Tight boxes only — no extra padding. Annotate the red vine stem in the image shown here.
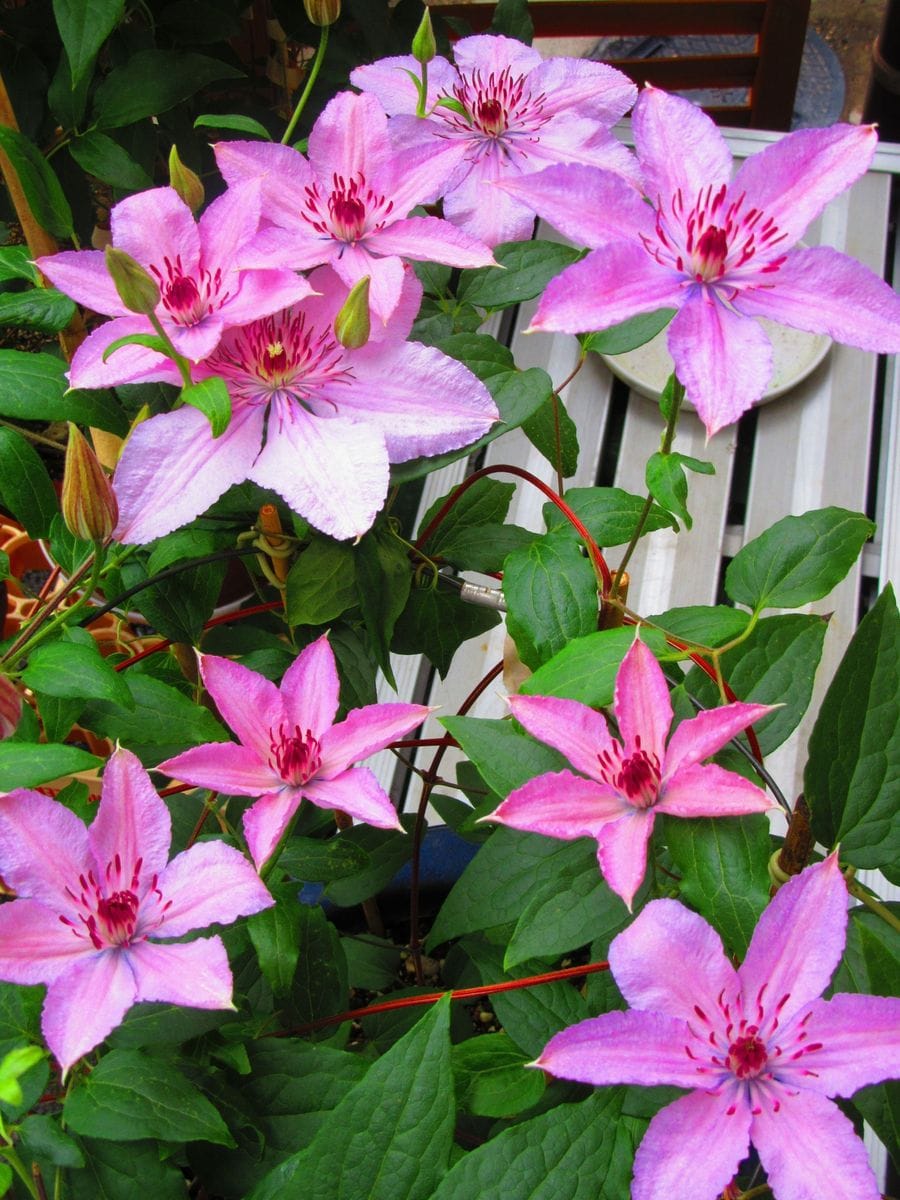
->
[282,959,611,1037]
[113,600,284,671]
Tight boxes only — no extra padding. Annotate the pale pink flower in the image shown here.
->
[535,855,900,1200]
[497,87,900,436]
[158,635,430,870]
[38,184,312,371]
[214,90,495,324]
[103,266,497,543]
[0,748,273,1072]
[484,638,773,908]
[351,34,638,246]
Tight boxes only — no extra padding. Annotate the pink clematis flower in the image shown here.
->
[484,638,774,908]
[0,748,273,1073]
[496,86,900,436]
[38,183,312,369]
[535,855,900,1200]
[351,33,638,246]
[214,90,495,324]
[102,265,497,543]
[158,635,431,871]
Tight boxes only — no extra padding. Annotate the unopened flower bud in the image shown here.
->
[61,424,119,543]
[104,246,160,316]
[0,675,22,741]
[304,0,340,26]
[168,145,205,214]
[412,7,436,65]
[334,276,371,349]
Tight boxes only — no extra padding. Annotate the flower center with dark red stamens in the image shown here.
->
[270,724,321,786]
[693,225,729,281]
[441,66,549,152]
[727,1033,768,1079]
[59,853,171,951]
[475,97,505,136]
[148,254,231,326]
[96,890,139,945]
[597,736,661,808]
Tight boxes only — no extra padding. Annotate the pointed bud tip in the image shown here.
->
[412,7,436,64]
[61,423,119,543]
[303,0,340,25]
[104,246,160,316]
[334,276,371,349]
[168,145,205,214]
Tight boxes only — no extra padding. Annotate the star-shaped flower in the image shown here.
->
[535,855,900,1200]
[0,748,273,1072]
[158,635,431,870]
[484,638,774,908]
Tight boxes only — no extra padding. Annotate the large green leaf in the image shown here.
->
[457,240,582,309]
[503,532,599,669]
[67,1137,187,1200]
[285,538,357,626]
[354,528,411,688]
[0,424,59,538]
[23,638,133,708]
[418,477,514,554]
[521,391,580,478]
[53,0,124,87]
[0,743,99,790]
[248,883,303,997]
[249,998,454,1200]
[117,554,226,643]
[0,127,73,239]
[392,585,501,678]
[182,376,231,437]
[287,903,348,1032]
[725,508,874,612]
[278,836,369,883]
[64,1049,234,1144]
[452,1032,545,1117]
[440,716,568,802]
[68,130,153,191]
[806,585,899,869]
[0,288,76,333]
[93,51,243,128]
[543,486,675,545]
[645,451,714,531]
[0,351,127,432]
[581,308,675,356]
[519,626,670,708]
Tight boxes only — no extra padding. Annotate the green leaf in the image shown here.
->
[36,692,84,744]
[355,528,411,688]
[0,742,99,789]
[852,1082,900,1177]
[453,1032,545,1117]
[806,584,899,869]
[645,451,714,531]
[440,716,568,802]
[117,554,226,643]
[0,424,59,538]
[68,130,153,190]
[392,585,501,678]
[520,626,670,708]
[412,259,452,296]
[543,486,675,545]
[0,246,38,284]
[285,538,357,626]
[0,351,126,432]
[647,604,751,648]
[664,814,772,957]
[0,982,43,1043]
[0,288,76,333]
[419,477,514,551]
[323,818,415,908]
[433,1088,632,1200]
[67,1137,189,1200]
[249,998,454,1200]
[0,1044,45,1107]
[288,904,348,1032]
[48,46,92,129]
[521,391,580,478]
[248,884,303,997]
[103,333,171,362]
[181,375,231,437]
[278,835,370,882]
[23,639,134,707]
[342,936,401,990]
[457,240,582,309]
[194,113,273,139]
[503,533,599,669]
[64,1049,234,1144]
[725,507,874,612]
[18,1114,84,1168]
[0,127,73,239]
[53,0,124,87]
[93,51,243,129]
[580,308,676,356]
[490,0,533,42]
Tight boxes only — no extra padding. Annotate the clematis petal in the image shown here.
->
[752,1087,881,1200]
[113,403,264,544]
[0,789,88,908]
[667,292,774,437]
[486,771,627,840]
[217,268,314,327]
[506,693,614,779]
[739,854,848,1030]
[367,215,494,269]
[0,899,88,984]
[609,897,739,1021]
[778,993,900,1096]
[197,179,262,275]
[307,91,392,194]
[130,937,235,1009]
[36,250,129,317]
[110,186,200,275]
[596,810,655,910]
[633,86,733,208]
[67,316,182,391]
[157,741,278,797]
[243,789,301,872]
[319,702,431,776]
[523,118,643,184]
[330,246,406,327]
[156,841,273,936]
[349,54,457,115]
[88,748,172,892]
[302,767,404,830]
[656,762,772,818]
[42,951,136,1072]
[631,1088,750,1200]
[614,639,672,763]
[303,262,423,344]
[527,57,636,121]
[443,154,538,246]
[199,654,285,760]
[734,245,900,353]
[453,33,543,76]
[664,702,774,775]
[214,140,313,228]
[279,634,341,740]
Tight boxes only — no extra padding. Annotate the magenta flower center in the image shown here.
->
[302,173,395,244]
[149,255,231,326]
[271,724,322,786]
[441,67,549,154]
[727,1033,768,1079]
[60,853,170,950]
[598,736,661,808]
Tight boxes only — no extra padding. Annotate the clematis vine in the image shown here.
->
[214,90,495,324]
[484,638,774,908]
[350,33,638,246]
[158,634,431,871]
[37,183,312,370]
[0,748,273,1072]
[97,265,497,543]
[496,86,900,435]
[534,855,900,1200]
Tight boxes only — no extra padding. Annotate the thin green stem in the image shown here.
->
[0,544,104,667]
[0,1145,40,1200]
[847,877,900,934]
[5,544,105,664]
[281,25,329,146]
[147,312,192,388]
[0,421,66,453]
[415,61,428,117]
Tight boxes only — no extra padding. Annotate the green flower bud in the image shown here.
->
[61,424,119,543]
[412,7,436,65]
[334,276,371,349]
[168,145,205,214]
[104,246,160,316]
[304,0,340,26]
